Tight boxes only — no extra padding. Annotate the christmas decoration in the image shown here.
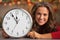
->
[27,0,32,6]
[39,0,42,2]
[9,2,12,6]
[17,1,20,5]
[4,3,7,6]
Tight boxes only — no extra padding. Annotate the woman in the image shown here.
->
[2,2,60,39]
[27,2,60,39]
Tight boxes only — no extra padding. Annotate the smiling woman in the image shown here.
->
[31,2,56,34]
[27,2,60,39]
[35,7,49,26]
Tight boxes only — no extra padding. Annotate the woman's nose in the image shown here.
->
[40,15,44,20]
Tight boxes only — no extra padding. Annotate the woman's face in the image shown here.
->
[35,7,49,26]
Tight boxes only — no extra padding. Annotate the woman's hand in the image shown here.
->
[27,31,35,39]
[27,31,41,39]
[27,31,52,39]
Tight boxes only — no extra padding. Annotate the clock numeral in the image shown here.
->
[26,14,29,19]
[10,30,13,34]
[6,27,9,30]
[4,22,7,25]
[26,15,28,20]
[22,30,24,34]
[28,21,30,24]
[10,12,14,17]
[6,17,10,20]
[11,30,13,33]
[22,12,23,16]
[26,26,28,29]
[17,32,19,35]
[15,10,19,15]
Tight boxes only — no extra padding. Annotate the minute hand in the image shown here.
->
[13,17,18,24]
[11,23,17,33]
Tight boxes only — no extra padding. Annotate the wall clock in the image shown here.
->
[2,8,33,38]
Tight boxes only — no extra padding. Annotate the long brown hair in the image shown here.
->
[31,2,56,34]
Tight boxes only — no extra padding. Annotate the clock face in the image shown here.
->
[2,8,33,37]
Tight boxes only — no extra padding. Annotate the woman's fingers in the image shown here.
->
[27,31,35,38]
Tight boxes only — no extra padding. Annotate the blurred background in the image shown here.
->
[0,0,60,28]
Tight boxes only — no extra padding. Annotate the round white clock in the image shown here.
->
[2,8,33,38]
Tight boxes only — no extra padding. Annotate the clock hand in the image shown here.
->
[11,13,15,20]
[11,16,19,32]
[11,16,19,33]
[11,13,17,24]
[11,17,20,33]
[17,19,20,24]
[16,16,18,24]
[11,24,17,33]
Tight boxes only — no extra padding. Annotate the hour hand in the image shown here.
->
[10,13,14,17]
[10,13,14,18]
[10,13,17,23]
[11,14,14,17]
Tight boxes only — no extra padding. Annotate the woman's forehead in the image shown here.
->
[36,7,49,13]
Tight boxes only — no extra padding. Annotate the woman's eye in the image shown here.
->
[44,14,47,16]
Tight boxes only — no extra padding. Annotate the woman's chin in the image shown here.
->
[38,23,45,26]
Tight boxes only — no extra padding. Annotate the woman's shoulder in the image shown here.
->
[56,25,60,31]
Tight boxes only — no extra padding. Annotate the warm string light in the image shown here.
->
[3,1,21,6]
[9,2,12,6]
[39,0,42,2]
[27,0,32,6]
[2,0,33,6]
[3,0,36,6]
[27,0,30,2]
[4,3,7,6]
[17,1,20,5]
[0,0,2,3]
